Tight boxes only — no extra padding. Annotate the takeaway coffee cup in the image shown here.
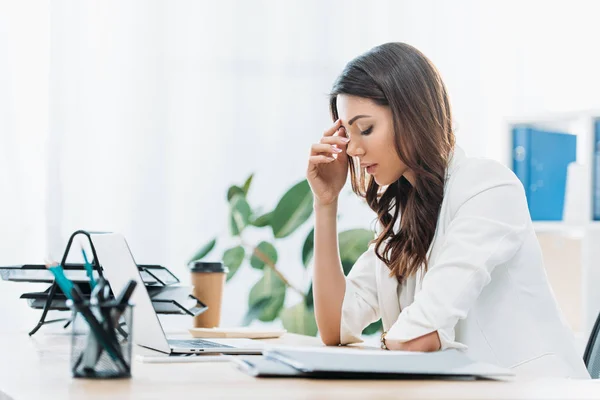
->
[189,261,229,328]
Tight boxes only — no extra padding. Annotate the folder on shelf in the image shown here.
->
[512,125,577,221]
[593,119,600,220]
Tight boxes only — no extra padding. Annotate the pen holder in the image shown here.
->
[69,302,133,379]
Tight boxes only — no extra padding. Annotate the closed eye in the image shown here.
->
[360,126,373,136]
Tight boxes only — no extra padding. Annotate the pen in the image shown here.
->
[109,280,137,333]
[89,279,135,367]
[113,280,137,311]
[83,278,107,367]
[80,245,97,289]
[44,261,74,300]
[89,278,116,369]
[70,285,129,373]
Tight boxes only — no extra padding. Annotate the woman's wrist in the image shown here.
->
[314,198,338,211]
[382,331,442,352]
[380,331,389,350]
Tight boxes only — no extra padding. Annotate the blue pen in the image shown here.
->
[80,245,97,289]
[45,262,75,300]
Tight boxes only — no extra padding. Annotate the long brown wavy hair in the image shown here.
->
[329,42,455,283]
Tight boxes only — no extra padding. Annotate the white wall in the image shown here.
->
[393,0,600,164]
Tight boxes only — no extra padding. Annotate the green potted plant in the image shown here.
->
[189,174,382,336]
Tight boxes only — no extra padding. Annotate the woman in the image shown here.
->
[307,42,589,378]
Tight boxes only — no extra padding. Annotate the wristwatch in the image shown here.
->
[380,330,389,350]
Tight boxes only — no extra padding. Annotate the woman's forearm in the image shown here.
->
[312,200,346,345]
[385,331,441,352]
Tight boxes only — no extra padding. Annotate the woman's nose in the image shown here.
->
[346,141,364,158]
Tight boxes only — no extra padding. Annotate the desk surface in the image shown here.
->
[1,331,599,400]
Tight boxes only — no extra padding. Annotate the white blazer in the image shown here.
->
[340,146,590,379]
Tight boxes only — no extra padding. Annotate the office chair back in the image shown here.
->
[584,310,600,378]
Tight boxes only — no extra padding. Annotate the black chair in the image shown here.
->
[584,311,600,378]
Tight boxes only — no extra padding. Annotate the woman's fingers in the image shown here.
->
[311,143,344,156]
[319,135,350,146]
[322,119,342,137]
[308,121,349,166]
[309,155,336,164]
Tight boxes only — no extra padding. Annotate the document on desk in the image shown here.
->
[236,346,514,380]
[135,353,233,364]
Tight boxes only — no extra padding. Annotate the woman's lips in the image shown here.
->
[365,164,377,174]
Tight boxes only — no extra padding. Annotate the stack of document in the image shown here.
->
[235,346,514,380]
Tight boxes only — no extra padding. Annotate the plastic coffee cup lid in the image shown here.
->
[188,261,229,273]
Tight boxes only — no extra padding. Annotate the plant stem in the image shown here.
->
[241,240,306,299]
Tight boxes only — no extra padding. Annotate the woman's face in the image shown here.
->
[336,94,415,186]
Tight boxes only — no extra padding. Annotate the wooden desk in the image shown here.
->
[0,331,599,399]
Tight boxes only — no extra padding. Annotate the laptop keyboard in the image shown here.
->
[168,339,233,349]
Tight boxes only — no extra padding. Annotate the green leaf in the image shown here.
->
[341,260,354,276]
[227,185,245,201]
[242,174,254,195]
[304,283,314,308]
[362,319,383,335]
[250,211,273,228]
[280,303,318,336]
[242,297,271,326]
[222,246,245,281]
[250,241,278,270]
[247,268,286,322]
[271,180,314,239]
[188,237,216,264]
[301,228,314,268]
[229,194,252,236]
[339,228,374,264]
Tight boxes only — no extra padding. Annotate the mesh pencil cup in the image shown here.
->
[68,301,133,379]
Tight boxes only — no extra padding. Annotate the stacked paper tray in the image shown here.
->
[0,263,179,285]
[2,264,206,317]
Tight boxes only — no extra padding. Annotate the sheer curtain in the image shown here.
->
[0,0,50,331]
[43,0,396,326]
[0,1,49,264]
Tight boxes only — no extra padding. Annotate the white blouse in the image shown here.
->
[340,146,590,378]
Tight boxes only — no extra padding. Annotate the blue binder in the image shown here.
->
[593,120,600,220]
[512,126,577,221]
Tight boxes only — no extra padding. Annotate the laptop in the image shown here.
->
[91,232,263,355]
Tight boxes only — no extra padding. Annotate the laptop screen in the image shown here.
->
[90,232,171,354]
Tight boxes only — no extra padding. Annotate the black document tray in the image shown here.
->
[20,285,205,316]
[1,263,178,286]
